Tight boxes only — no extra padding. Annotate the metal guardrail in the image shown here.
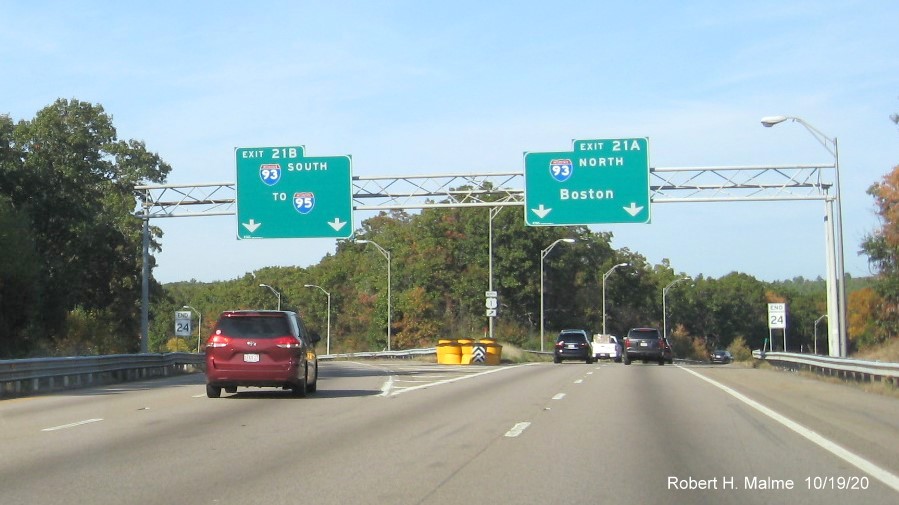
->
[753,350,899,386]
[0,353,204,398]
[319,348,437,360]
[0,349,438,398]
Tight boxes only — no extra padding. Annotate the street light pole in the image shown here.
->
[762,115,846,357]
[814,314,828,355]
[602,263,629,336]
[356,239,392,351]
[182,305,202,352]
[259,283,281,310]
[539,238,576,352]
[662,277,690,340]
[488,207,503,341]
[304,284,331,355]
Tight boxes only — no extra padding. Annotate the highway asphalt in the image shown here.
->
[1,360,897,504]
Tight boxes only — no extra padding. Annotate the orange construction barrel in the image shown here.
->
[437,340,462,365]
[458,338,474,364]
[480,338,503,365]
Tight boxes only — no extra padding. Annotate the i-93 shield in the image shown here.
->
[259,164,281,186]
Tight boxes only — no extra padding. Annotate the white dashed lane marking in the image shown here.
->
[42,418,104,432]
[505,422,531,438]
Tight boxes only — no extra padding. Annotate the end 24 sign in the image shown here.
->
[524,138,651,226]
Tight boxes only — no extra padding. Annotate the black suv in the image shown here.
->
[623,327,669,365]
[554,329,594,364]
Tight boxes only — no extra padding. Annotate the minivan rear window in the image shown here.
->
[216,315,292,338]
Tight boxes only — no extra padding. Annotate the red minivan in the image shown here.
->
[205,310,319,398]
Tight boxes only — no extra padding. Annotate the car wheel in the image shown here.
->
[305,364,318,393]
[623,357,631,365]
[658,359,665,365]
[553,356,561,364]
[206,384,222,398]
[292,377,308,398]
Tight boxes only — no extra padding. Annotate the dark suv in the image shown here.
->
[205,310,320,398]
[554,329,594,364]
[623,327,669,365]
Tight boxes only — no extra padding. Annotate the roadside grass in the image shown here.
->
[499,342,553,363]
[852,337,899,363]
[751,357,899,399]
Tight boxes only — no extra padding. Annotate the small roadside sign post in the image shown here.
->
[524,138,651,226]
[236,146,353,239]
[485,291,498,318]
[767,303,787,351]
[175,311,192,337]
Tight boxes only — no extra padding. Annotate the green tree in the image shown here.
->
[1,99,170,355]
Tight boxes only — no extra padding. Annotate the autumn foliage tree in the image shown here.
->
[860,162,899,344]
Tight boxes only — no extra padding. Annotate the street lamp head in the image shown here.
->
[562,238,575,243]
[355,239,370,244]
[761,115,789,127]
[617,262,629,268]
[303,284,313,288]
[258,283,266,288]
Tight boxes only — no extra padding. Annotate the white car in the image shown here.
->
[592,334,622,363]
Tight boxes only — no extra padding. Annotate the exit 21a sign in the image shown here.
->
[524,138,651,226]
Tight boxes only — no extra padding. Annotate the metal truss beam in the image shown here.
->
[135,163,834,218]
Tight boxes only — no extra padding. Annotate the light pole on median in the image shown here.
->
[488,207,504,341]
[761,115,846,357]
[662,278,690,341]
[539,238,576,352]
[602,263,629,336]
[814,314,828,355]
[304,284,331,355]
[182,305,202,352]
[356,239,392,351]
[259,283,281,311]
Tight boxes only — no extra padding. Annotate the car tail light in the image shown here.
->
[274,337,302,349]
[623,337,630,348]
[207,335,230,348]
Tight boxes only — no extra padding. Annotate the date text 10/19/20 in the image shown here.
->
[667,475,870,491]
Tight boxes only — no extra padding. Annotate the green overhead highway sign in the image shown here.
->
[524,138,651,226]
[236,146,353,239]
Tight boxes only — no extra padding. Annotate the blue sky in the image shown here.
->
[2,1,898,283]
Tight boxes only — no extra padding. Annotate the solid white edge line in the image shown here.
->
[505,421,531,438]
[42,418,104,432]
[678,365,899,493]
